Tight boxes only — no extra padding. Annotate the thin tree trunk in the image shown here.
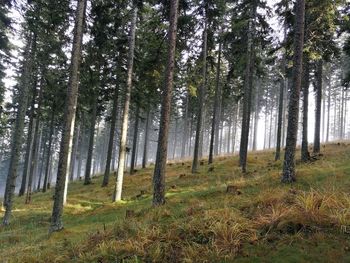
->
[103,85,119,181]
[130,105,140,175]
[142,109,151,168]
[209,38,222,164]
[301,58,310,162]
[252,82,260,151]
[19,81,37,196]
[152,0,179,206]
[3,33,35,226]
[69,123,80,181]
[282,0,305,183]
[43,107,55,193]
[112,5,137,200]
[50,0,87,232]
[192,14,207,173]
[313,60,323,153]
[326,83,331,142]
[239,5,256,173]
[181,94,189,159]
[84,97,98,185]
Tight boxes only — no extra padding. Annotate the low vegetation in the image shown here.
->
[1,142,350,262]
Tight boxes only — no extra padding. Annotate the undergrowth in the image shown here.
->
[1,142,350,262]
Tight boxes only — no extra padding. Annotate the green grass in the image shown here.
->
[1,142,350,262]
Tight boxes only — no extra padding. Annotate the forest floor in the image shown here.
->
[1,142,350,262]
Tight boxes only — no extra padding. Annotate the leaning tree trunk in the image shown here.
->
[192,14,208,173]
[152,0,179,206]
[84,97,98,185]
[103,85,119,182]
[112,4,137,200]
[239,5,256,173]
[209,38,222,164]
[50,0,87,232]
[130,105,140,175]
[2,33,35,226]
[313,60,323,153]
[282,0,305,183]
[301,58,310,162]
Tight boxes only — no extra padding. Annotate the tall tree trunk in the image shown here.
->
[301,58,310,162]
[239,5,256,173]
[181,94,189,159]
[130,105,140,175]
[112,5,137,200]
[43,106,55,193]
[192,14,207,173]
[313,60,322,153]
[84,97,98,185]
[172,117,178,159]
[326,83,331,142]
[69,123,80,181]
[152,0,179,206]
[142,109,151,168]
[2,33,35,226]
[282,0,305,183]
[37,131,46,191]
[252,82,260,151]
[232,101,240,154]
[103,85,119,181]
[26,76,44,203]
[19,81,37,197]
[209,38,222,164]
[50,0,87,232]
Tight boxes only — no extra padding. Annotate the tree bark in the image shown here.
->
[142,108,151,168]
[112,5,137,200]
[84,97,98,185]
[209,38,222,164]
[19,80,37,197]
[43,106,55,193]
[50,0,87,232]
[152,0,179,206]
[313,60,322,153]
[2,33,35,226]
[130,105,140,174]
[281,0,305,183]
[103,85,119,181]
[192,13,207,173]
[239,5,256,173]
[301,58,310,162]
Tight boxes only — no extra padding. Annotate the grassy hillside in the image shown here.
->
[1,142,350,262]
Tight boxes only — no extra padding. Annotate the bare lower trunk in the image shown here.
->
[239,6,256,173]
[192,14,207,173]
[113,5,137,200]
[301,59,310,162]
[282,0,305,183]
[142,109,151,168]
[85,97,98,185]
[313,60,322,153]
[209,39,222,164]
[43,107,55,193]
[152,0,179,206]
[103,86,119,181]
[130,105,140,175]
[2,33,35,226]
[19,81,37,197]
[50,0,87,232]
